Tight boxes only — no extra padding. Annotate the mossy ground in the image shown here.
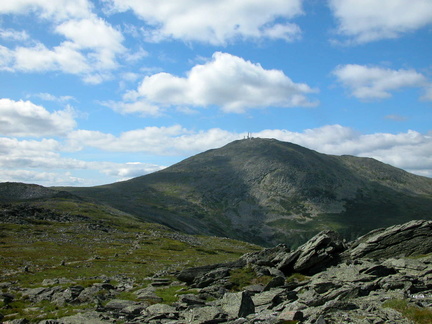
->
[383,299,432,324]
[228,266,273,291]
[0,199,261,286]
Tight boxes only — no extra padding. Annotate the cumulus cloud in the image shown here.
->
[55,17,125,71]
[0,1,125,83]
[2,124,432,186]
[1,21,125,83]
[0,28,29,41]
[0,99,77,137]
[67,126,243,156]
[0,0,94,21]
[67,125,220,154]
[0,169,86,186]
[99,162,164,180]
[329,0,432,43]
[66,124,432,178]
[114,52,318,114]
[256,126,432,176]
[332,64,430,100]
[104,0,303,44]
[0,136,164,186]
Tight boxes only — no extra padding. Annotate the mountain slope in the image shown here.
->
[0,182,79,202]
[62,138,432,246]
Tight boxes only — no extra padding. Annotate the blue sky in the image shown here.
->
[0,0,431,186]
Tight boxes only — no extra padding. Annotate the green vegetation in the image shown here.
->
[383,299,432,324]
[0,199,261,287]
[0,293,94,322]
[285,273,310,284]
[228,266,272,291]
[155,285,199,304]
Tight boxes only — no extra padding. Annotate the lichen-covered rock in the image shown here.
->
[344,219,432,260]
[277,230,346,275]
[221,291,255,318]
[184,306,227,324]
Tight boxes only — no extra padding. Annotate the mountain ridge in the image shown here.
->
[57,138,432,247]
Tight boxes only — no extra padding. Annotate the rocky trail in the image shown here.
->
[1,220,432,323]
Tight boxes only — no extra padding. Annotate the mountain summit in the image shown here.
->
[64,138,432,246]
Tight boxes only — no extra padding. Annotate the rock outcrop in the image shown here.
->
[342,219,432,260]
[2,220,432,323]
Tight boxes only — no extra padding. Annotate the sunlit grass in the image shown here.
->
[383,299,432,324]
[0,200,261,287]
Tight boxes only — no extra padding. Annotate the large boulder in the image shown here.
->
[221,291,255,318]
[343,220,432,260]
[177,260,245,286]
[278,230,346,275]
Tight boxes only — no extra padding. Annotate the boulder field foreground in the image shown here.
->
[2,220,432,323]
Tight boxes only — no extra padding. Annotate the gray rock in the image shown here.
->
[44,311,109,324]
[251,288,286,308]
[145,303,178,319]
[221,291,255,318]
[193,267,231,288]
[277,309,304,322]
[177,293,206,306]
[263,276,285,291]
[151,278,172,287]
[277,230,346,275]
[22,287,48,300]
[134,286,164,303]
[178,260,244,286]
[7,319,30,324]
[243,284,265,293]
[292,230,346,274]
[344,219,432,260]
[104,299,139,310]
[184,306,227,324]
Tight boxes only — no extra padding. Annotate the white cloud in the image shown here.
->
[67,125,193,153]
[67,126,246,156]
[332,64,430,100]
[101,100,162,117]
[0,45,15,71]
[104,0,303,44]
[0,0,93,21]
[99,162,165,180]
[55,17,125,71]
[329,0,432,43]
[2,124,432,186]
[255,125,432,176]
[66,124,432,177]
[32,93,75,102]
[422,85,432,101]
[0,169,86,186]
[0,136,165,185]
[0,1,126,83]
[66,124,431,176]
[0,99,76,137]
[0,28,29,41]
[2,20,125,83]
[115,52,318,114]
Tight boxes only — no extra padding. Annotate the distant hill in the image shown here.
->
[12,138,432,247]
[0,182,79,202]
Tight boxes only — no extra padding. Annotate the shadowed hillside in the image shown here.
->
[53,138,432,246]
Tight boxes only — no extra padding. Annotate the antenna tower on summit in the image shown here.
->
[243,132,253,140]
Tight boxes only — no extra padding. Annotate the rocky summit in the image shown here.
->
[2,220,432,323]
[63,138,432,247]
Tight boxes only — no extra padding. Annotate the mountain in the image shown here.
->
[60,138,432,247]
